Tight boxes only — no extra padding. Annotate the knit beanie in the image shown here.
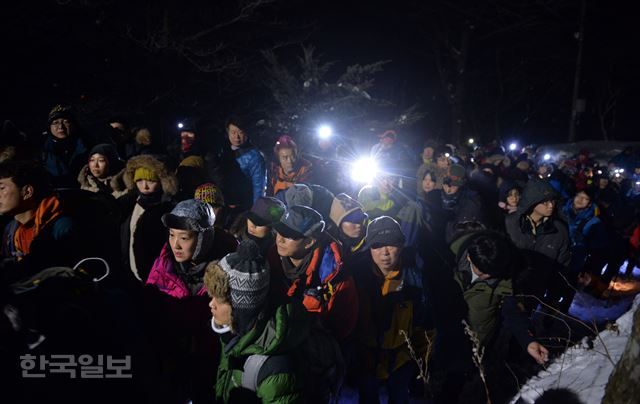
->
[134,166,159,182]
[195,182,225,207]
[48,104,74,125]
[89,143,124,175]
[329,193,367,227]
[161,199,216,262]
[179,155,204,169]
[218,240,270,334]
[285,183,313,207]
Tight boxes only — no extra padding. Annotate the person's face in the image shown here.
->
[227,124,247,147]
[180,131,196,151]
[422,173,436,193]
[506,189,521,208]
[209,296,232,327]
[598,178,609,189]
[88,153,109,178]
[533,200,555,218]
[573,192,591,211]
[371,245,402,273]
[50,118,73,139]
[278,148,297,174]
[276,232,312,259]
[443,182,459,195]
[0,177,26,216]
[341,221,363,239]
[247,218,270,239]
[379,176,395,195]
[168,229,198,263]
[436,155,450,169]
[422,147,434,161]
[136,179,159,195]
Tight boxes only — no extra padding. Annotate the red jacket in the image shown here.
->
[268,241,359,340]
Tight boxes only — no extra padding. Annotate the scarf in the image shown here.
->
[136,190,163,209]
[14,195,64,259]
[176,260,208,296]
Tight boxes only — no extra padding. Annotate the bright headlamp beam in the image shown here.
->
[351,157,379,184]
[509,143,517,151]
[318,125,333,139]
[543,153,551,161]
[177,122,184,129]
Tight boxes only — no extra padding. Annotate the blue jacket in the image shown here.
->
[41,135,88,189]
[219,143,266,209]
[561,199,608,273]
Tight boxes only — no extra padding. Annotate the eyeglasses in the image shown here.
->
[51,119,71,127]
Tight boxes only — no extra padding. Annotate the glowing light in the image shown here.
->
[351,157,379,184]
[543,153,551,161]
[620,168,625,173]
[468,138,474,144]
[445,152,451,158]
[177,122,184,129]
[597,170,603,175]
[509,143,517,151]
[317,125,333,139]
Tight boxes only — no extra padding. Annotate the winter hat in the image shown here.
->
[273,205,325,240]
[162,199,216,262]
[330,193,367,227]
[179,155,204,169]
[435,145,452,158]
[134,167,159,182]
[285,183,313,207]
[365,216,405,248]
[89,143,123,174]
[178,118,198,133]
[445,164,466,186]
[247,196,286,227]
[576,186,596,202]
[273,135,298,155]
[216,240,270,334]
[520,180,558,213]
[135,128,152,145]
[195,182,225,207]
[47,104,74,125]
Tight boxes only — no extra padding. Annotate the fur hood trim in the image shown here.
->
[123,155,177,196]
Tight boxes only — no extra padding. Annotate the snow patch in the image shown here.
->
[511,294,640,404]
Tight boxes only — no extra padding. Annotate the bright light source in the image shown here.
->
[615,173,621,178]
[351,157,379,184]
[177,122,184,129]
[509,143,517,151]
[470,157,475,163]
[468,138,474,144]
[619,168,625,173]
[445,152,451,158]
[317,125,333,139]
[543,153,551,161]
[597,170,603,175]
[635,181,640,186]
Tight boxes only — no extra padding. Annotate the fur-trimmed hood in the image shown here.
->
[77,164,127,194]
[123,155,178,196]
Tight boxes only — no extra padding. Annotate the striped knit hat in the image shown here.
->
[195,182,225,207]
[218,240,270,334]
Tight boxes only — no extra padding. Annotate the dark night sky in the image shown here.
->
[1,0,638,147]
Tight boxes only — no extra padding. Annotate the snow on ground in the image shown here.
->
[511,293,640,404]
[538,140,640,165]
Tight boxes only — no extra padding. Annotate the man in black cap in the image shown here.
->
[269,205,358,341]
[353,216,429,403]
[41,104,88,188]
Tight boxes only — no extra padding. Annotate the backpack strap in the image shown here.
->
[240,354,295,392]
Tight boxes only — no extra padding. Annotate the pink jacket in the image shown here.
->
[146,243,207,298]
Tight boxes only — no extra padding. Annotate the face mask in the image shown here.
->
[211,317,232,334]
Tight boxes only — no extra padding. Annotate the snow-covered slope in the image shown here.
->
[511,294,640,404]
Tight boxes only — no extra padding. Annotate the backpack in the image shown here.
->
[238,320,345,403]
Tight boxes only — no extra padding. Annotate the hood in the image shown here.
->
[123,154,177,196]
[518,180,558,216]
